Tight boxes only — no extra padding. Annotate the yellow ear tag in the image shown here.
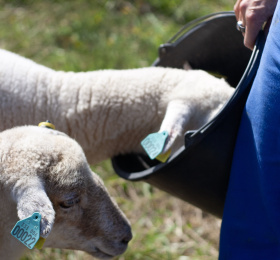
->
[38,120,55,130]
[34,237,46,249]
[156,149,171,163]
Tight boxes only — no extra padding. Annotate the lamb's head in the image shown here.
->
[1,126,132,259]
[43,150,133,259]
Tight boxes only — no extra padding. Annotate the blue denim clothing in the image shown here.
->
[219,2,280,259]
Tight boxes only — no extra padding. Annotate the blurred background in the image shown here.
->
[0,0,234,259]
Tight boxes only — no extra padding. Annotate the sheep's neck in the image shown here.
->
[51,70,165,164]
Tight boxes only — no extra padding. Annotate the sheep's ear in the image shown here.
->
[12,176,55,238]
[159,100,191,154]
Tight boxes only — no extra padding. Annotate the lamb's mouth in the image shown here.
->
[90,247,115,259]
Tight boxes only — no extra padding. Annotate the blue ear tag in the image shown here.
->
[141,131,169,160]
[11,212,41,249]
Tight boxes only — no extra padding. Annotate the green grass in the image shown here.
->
[0,0,234,259]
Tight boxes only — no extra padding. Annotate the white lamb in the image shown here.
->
[0,125,132,260]
[0,48,234,164]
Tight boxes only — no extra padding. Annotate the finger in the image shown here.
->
[234,0,243,20]
[238,0,249,26]
[244,6,272,49]
[235,0,248,38]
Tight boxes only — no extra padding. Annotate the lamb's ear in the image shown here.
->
[12,176,55,239]
[159,100,191,153]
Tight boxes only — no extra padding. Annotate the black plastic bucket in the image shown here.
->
[112,12,265,218]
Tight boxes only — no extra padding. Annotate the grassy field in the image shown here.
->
[0,0,235,259]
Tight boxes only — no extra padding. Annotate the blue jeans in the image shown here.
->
[219,2,280,259]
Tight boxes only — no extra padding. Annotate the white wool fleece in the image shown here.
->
[0,48,234,164]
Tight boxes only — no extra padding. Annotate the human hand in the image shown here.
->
[234,0,278,49]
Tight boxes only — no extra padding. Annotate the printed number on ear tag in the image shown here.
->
[11,212,41,249]
[141,131,169,160]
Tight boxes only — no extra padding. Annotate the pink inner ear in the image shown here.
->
[183,61,192,70]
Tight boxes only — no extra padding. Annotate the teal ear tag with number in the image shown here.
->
[11,212,41,249]
[141,131,169,160]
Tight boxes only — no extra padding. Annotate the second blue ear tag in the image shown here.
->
[141,131,169,160]
[11,212,41,249]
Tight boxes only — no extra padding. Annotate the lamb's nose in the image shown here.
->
[121,229,133,245]
[112,225,133,255]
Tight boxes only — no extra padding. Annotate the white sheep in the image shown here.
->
[0,125,132,260]
[0,48,234,164]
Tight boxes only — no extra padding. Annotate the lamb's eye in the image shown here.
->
[60,197,80,209]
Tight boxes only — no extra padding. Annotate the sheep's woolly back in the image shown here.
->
[0,48,234,164]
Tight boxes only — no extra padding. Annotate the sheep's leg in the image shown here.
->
[159,100,192,154]
[12,176,55,239]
